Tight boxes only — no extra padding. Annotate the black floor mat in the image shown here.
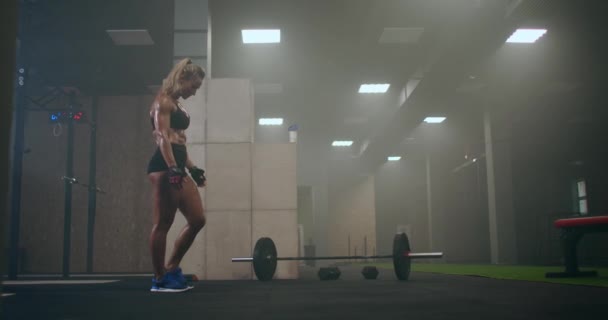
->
[2,265,606,320]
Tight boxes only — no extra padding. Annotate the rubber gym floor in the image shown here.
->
[2,264,606,320]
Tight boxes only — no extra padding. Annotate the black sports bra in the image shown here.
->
[150,104,190,130]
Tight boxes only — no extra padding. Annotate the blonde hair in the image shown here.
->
[160,58,205,96]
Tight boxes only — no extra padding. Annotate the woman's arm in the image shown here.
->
[185,157,195,170]
[185,156,206,187]
[153,98,177,168]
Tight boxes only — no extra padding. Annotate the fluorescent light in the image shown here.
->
[242,29,281,44]
[259,118,283,126]
[106,29,154,45]
[359,84,390,93]
[424,117,446,124]
[506,29,547,43]
[387,156,402,161]
[332,141,353,147]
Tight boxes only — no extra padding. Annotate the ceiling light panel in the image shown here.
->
[424,117,446,124]
[359,84,390,93]
[332,141,353,147]
[259,118,283,125]
[242,29,281,44]
[506,29,547,43]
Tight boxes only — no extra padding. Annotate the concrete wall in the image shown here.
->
[94,95,156,272]
[18,95,155,273]
[16,78,299,279]
[327,175,376,257]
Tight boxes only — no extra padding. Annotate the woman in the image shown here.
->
[147,58,206,292]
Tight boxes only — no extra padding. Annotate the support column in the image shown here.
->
[484,103,517,264]
[173,0,209,70]
[426,153,434,251]
[4,0,19,280]
[9,0,29,279]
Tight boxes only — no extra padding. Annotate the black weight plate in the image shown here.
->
[318,267,341,280]
[361,266,379,280]
[252,237,277,281]
[393,233,411,281]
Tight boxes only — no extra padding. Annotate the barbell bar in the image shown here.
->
[233,252,443,262]
[232,233,443,281]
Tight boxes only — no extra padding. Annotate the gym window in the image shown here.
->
[574,179,588,215]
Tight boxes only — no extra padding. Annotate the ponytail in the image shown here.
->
[160,58,205,96]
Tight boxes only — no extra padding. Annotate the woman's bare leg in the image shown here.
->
[149,172,179,280]
[166,177,206,272]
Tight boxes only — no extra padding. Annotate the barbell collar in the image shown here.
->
[232,258,254,262]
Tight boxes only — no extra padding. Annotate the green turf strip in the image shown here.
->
[365,263,608,287]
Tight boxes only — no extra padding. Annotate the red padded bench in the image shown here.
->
[545,215,608,278]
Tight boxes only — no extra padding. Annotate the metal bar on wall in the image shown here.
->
[86,96,98,273]
[62,99,75,278]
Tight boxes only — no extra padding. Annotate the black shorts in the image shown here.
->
[147,143,187,174]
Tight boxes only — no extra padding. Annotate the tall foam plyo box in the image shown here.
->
[204,79,255,279]
[252,144,298,279]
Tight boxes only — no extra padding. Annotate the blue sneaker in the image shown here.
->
[150,272,192,293]
[167,267,188,286]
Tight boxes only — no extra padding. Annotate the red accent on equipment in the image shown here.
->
[554,216,608,228]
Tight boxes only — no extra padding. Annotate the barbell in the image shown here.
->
[232,233,443,281]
